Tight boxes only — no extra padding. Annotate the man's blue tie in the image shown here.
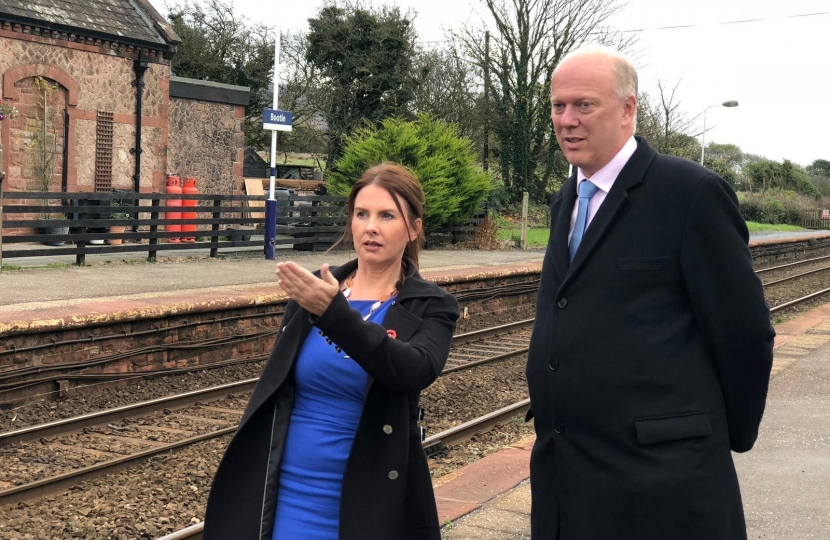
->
[569,180,599,262]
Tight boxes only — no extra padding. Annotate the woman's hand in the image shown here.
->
[276,262,340,316]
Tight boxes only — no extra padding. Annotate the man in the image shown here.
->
[526,45,774,539]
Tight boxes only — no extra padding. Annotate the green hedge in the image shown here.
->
[327,114,493,233]
[738,190,814,225]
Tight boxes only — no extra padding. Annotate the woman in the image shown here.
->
[204,162,459,540]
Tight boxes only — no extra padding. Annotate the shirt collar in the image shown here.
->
[576,136,638,195]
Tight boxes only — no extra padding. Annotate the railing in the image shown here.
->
[0,190,349,266]
[0,190,486,266]
[801,209,830,230]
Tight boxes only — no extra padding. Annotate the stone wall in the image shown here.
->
[0,38,170,193]
[168,97,245,195]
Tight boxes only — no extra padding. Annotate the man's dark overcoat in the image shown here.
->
[526,137,775,540]
[203,259,459,540]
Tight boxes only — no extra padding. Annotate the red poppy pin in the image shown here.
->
[386,329,397,339]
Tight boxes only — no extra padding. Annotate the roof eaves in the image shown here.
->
[0,10,177,60]
[130,0,182,45]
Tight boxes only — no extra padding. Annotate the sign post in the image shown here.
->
[262,29,293,260]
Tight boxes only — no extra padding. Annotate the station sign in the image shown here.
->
[262,109,293,131]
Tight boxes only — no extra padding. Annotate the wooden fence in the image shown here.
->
[0,190,485,266]
[801,209,830,229]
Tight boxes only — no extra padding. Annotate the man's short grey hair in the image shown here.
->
[557,44,638,130]
[559,44,638,101]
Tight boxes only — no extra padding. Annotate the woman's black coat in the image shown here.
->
[203,259,459,540]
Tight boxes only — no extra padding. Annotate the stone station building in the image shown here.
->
[0,0,249,196]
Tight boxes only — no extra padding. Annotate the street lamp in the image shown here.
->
[700,100,739,165]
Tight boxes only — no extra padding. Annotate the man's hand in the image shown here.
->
[276,262,340,316]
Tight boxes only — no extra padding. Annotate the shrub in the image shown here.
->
[739,190,814,225]
[327,114,493,232]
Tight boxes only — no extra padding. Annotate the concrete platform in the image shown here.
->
[438,302,830,539]
[0,249,547,309]
[1,229,828,310]
[0,249,547,340]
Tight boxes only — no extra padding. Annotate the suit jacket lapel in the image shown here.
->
[563,138,657,285]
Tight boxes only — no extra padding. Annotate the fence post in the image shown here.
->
[210,197,221,258]
[0,169,4,272]
[148,198,159,261]
[75,198,86,266]
[521,192,529,250]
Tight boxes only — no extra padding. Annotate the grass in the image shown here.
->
[497,221,806,247]
[745,222,805,232]
[497,227,550,247]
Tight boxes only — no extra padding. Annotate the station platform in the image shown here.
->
[1,229,829,312]
[438,302,830,539]
[2,232,830,539]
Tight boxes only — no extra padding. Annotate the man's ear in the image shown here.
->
[410,218,423,241]
[623,94,637,126]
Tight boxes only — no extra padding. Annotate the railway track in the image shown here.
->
[152,254,830,540]
[4,251,830,531]
[155,398,532,540]
[0,320,534,507]
[2,255,828,508]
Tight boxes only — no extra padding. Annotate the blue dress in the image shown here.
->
[272,298,395,539]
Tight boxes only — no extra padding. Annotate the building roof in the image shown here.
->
[0,0,179,49]
[170,76,250,107]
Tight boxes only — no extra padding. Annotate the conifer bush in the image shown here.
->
[327,114,493,232]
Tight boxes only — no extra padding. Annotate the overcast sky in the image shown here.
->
[154,0,830,167]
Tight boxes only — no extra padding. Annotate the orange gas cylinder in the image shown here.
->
[165,175,182,243]
[181,177,198,243]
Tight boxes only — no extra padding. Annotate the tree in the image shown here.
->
[275,31,329,161]
[459,0,631,204]
[742,158,818,197]
[806,159,830,178]
[635,80,699,161]
[410,40,490,154]
[705,143,743,170]
[328,114,493,232]
[168,0,274,148]
[307,2,419,168]
[702,142,747,189]
[704,157,737,190]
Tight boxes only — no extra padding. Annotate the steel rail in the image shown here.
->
[0,378,258,447]
[422,399,530,457]
[0,397,531,509]
[443,347,529,374]
[2,322,536,444]
[155,399,533,540]
[755,254,830,275]
[761,265,830,287]
[0,427,237,507]
[451,319,534,345]
[769,286,830,313]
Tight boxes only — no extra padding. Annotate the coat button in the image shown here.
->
[548,360,559,371]
[383,425,393,434]
[557,298,568,309]
[388,470,399,480]
[554,422,565,434]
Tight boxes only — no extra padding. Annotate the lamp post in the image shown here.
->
[700,100,739,165]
